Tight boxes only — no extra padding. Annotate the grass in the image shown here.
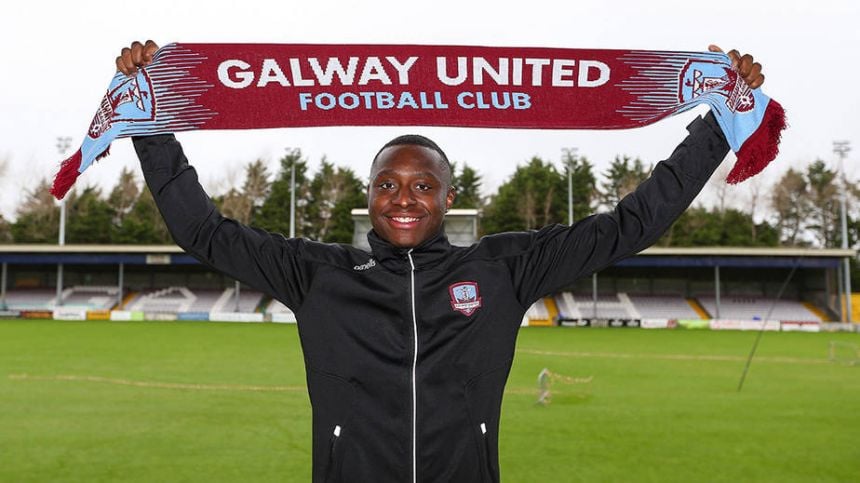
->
[0,319,858,482]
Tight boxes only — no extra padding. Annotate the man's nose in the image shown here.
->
[393,187,415,207]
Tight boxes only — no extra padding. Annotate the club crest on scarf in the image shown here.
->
[449,281,482,316]
[89,71,156,140]
[49,44,217,200]
[615,50,782,181]
[679,60,754,113]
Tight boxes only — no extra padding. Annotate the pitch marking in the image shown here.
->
[8,373,305,392]
[516,349,830,365]
[8,373,574,396]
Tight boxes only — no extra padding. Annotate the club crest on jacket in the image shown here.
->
[449,281,482,316]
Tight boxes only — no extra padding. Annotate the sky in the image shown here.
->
[1,0,858,222]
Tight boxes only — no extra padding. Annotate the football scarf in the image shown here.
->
[51,43,786,199]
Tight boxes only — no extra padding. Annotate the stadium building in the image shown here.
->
[0,208,857,332]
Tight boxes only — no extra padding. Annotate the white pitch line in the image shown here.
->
[7,373,305,392]
[8,373,570,397]
[516,349,831,365]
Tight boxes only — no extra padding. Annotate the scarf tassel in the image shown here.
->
[726,100,787,184]
[49,149,82,200]
[49,146,111,199]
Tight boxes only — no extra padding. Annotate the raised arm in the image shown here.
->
[506,46,764,306]
[120,41,312,310]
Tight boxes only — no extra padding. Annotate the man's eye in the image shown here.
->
[379,182,395,190]
[416,183,432,191]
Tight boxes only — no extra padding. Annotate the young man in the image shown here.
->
[119,41,763,482]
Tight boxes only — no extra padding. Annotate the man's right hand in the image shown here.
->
[116,40,160,76]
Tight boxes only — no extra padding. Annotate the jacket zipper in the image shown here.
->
[407,249,418,483]
[325,424,342,482]
[479,422,493,482]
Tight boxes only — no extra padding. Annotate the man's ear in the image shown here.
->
[446,186,456,210]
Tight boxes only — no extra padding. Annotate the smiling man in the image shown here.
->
[121,40,763,483]
[368,135,456,248]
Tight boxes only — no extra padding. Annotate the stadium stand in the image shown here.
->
[697,296,823,322]
[525,298,557,326]
[186,290,225,312]
[554,292,581,320]
[526,298,548,318]
[126,286,197,313]
[3,286,116,310]
[558,292,639,320]
[237,290,264,312]
[60,286,118,310]
[3,289,56,310]
[266,299,297,323]
[0,245,855,326]
[628,294,702,319]
[267,299,290,313]
[211,288,264,313]
[555,292,709,321]
[124,287,264,313]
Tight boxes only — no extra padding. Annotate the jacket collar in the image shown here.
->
[367,229,452,272]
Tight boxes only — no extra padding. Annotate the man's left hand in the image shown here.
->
[709,45,764,89]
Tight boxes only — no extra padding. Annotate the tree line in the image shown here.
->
[1,150,858,250]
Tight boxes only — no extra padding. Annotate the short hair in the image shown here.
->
[371,134,453,184]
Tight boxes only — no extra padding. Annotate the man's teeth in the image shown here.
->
[393,217,420,223]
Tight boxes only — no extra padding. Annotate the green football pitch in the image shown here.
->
[1,319,857,482]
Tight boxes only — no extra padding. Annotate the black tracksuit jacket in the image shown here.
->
[134,112,728,482]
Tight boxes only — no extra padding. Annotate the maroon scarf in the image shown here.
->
[51,43,785,199]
